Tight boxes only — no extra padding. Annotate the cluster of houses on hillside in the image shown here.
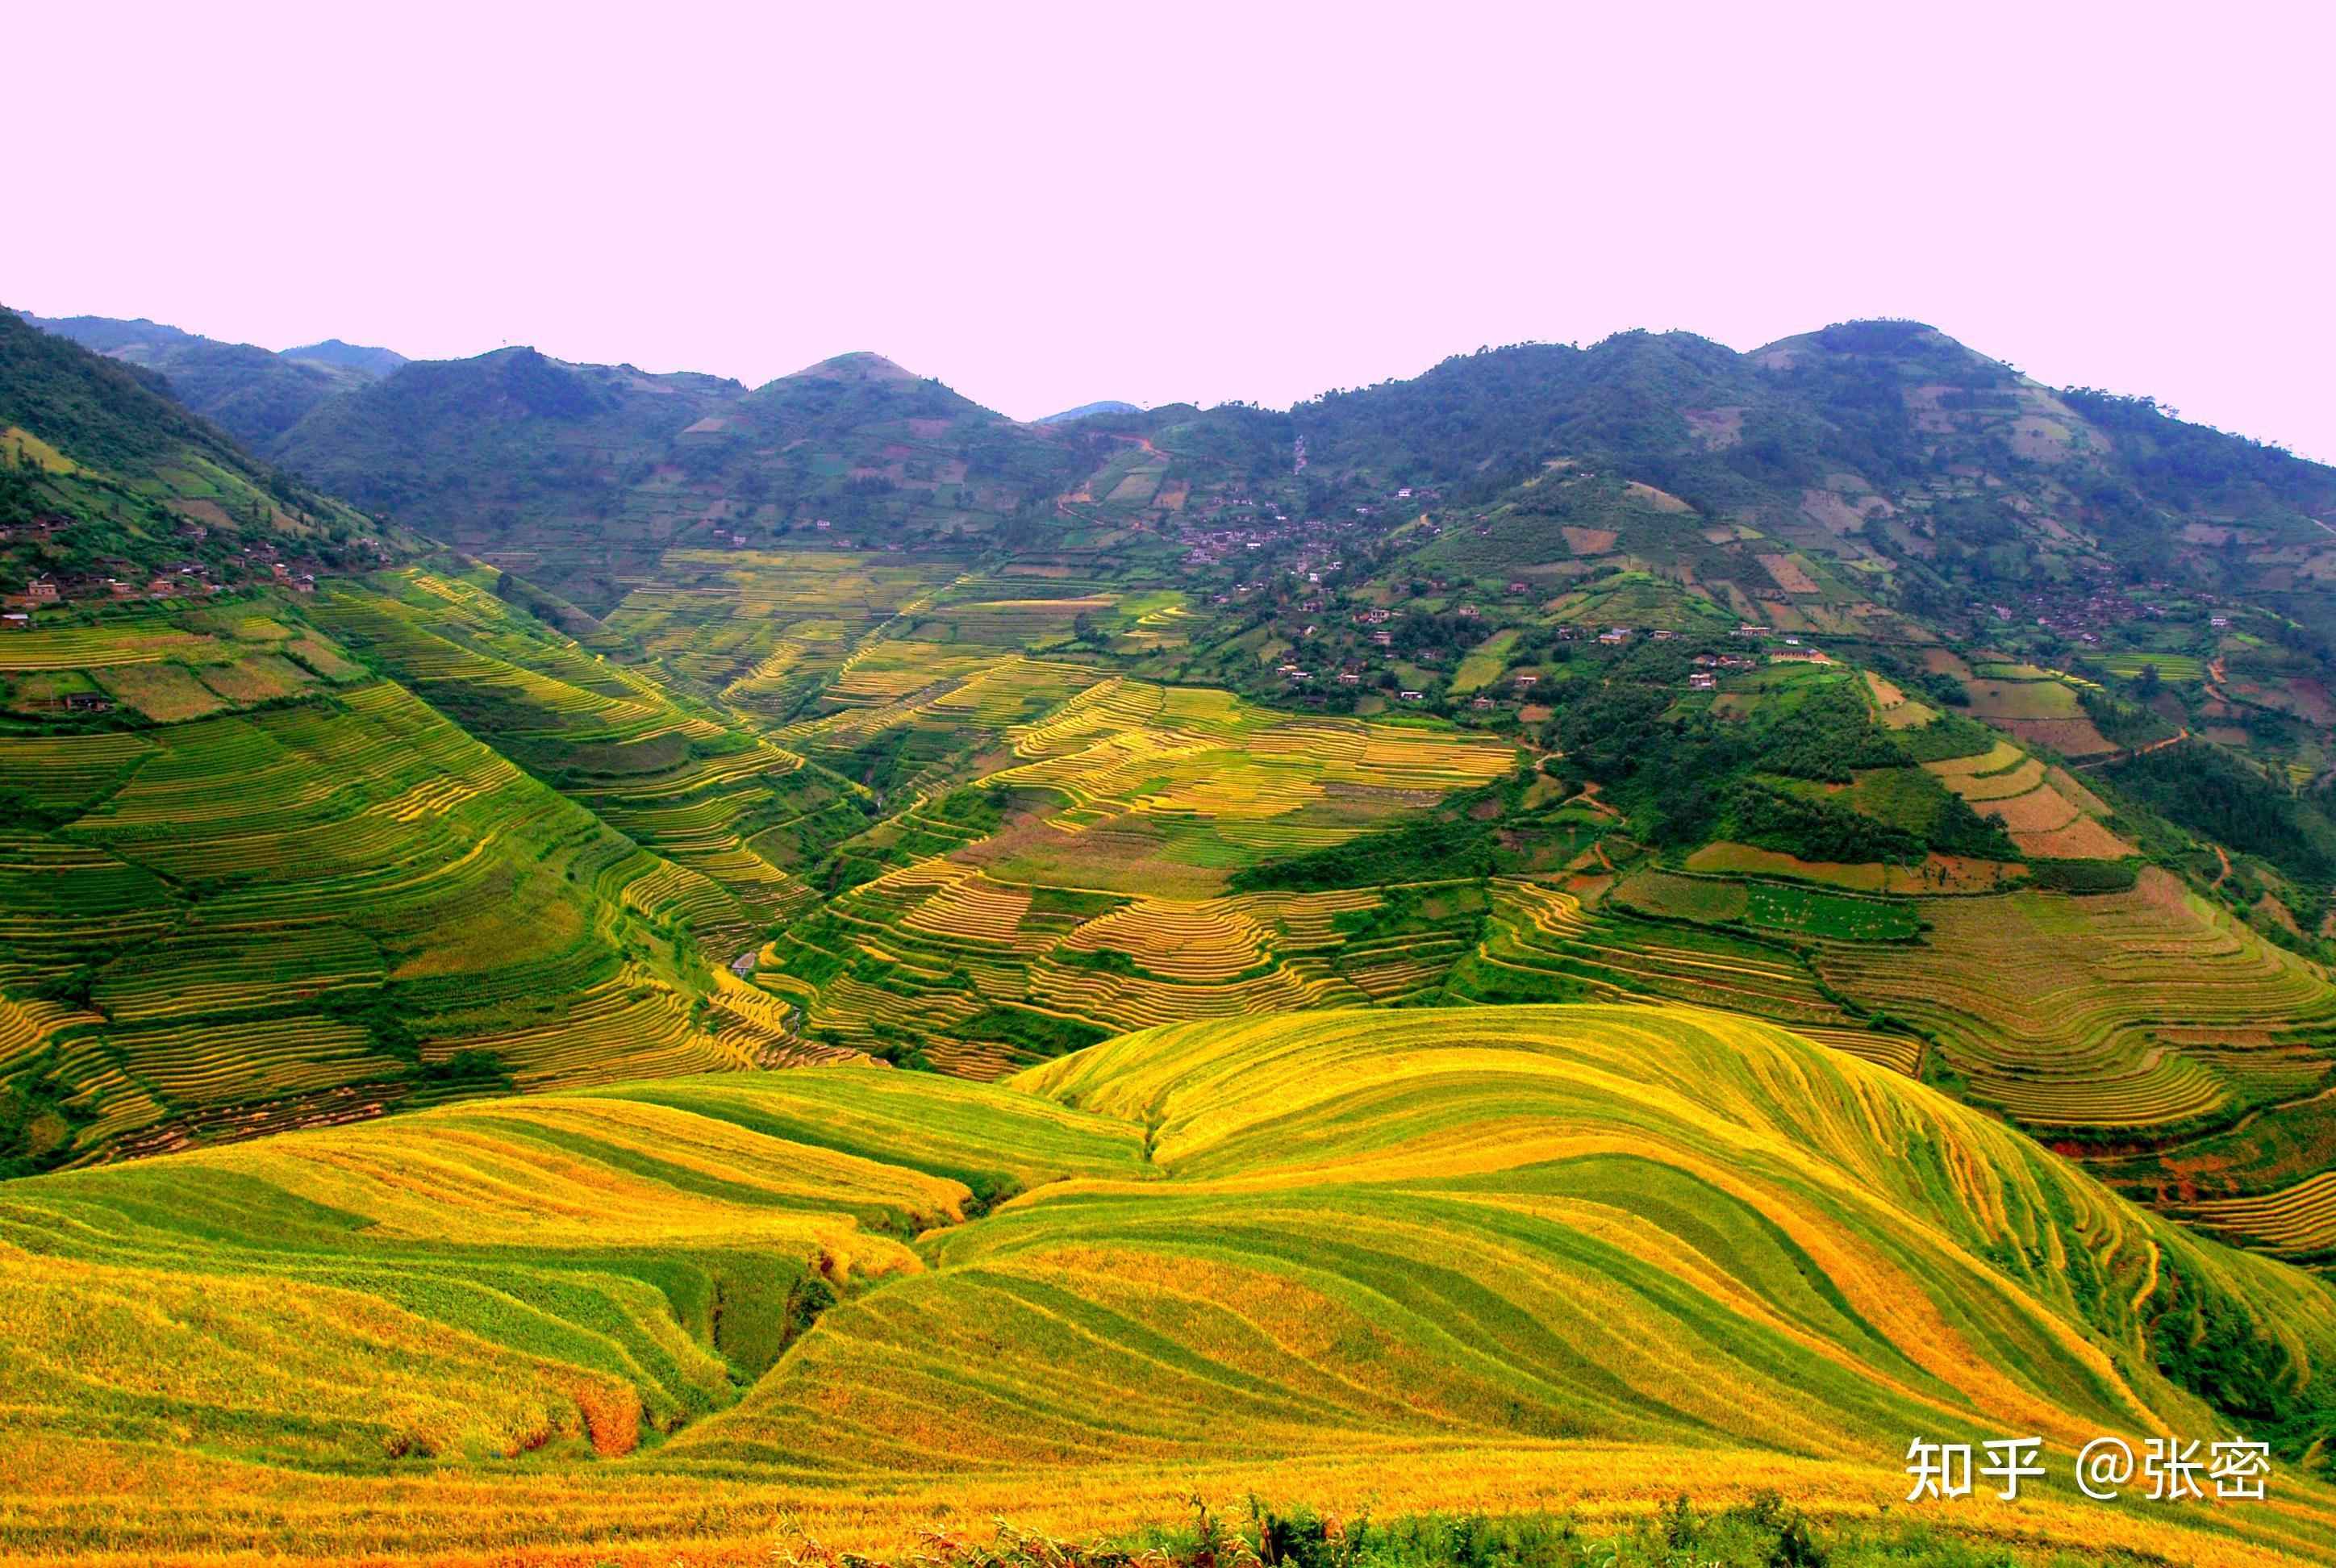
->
[3,543,324,626]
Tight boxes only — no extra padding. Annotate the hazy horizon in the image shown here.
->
[9,2,2331,460]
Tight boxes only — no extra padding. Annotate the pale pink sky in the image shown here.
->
[10,3,2334,458]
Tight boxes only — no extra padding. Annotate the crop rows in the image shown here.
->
[0,622,217,672]
[1449,879,1854,1025]
[990,677,1512,844]
[1,673,747,1157]
[2184,1170,2336,1256]
[602,548,957,700]
[759,862,1395,1068]
[1923,740,2132,858]
[5,1008,2334,1565]
[1808,869,2336,1128]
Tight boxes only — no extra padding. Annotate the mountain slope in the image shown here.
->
[1039,399,1142,423]
[1,1006,2330,1562]
[24,314,403,447]
[1,307,390,595]
[282,337,407,378]
[270,348,1094,608]
[0,622,765,1173]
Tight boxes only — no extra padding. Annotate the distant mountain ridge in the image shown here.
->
[0,307,393,594]
[23,312,407,448]
[1037,399,1141,423]
[22,311,2336,644]
[283,337,408,377]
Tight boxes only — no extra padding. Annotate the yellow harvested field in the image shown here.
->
[5,1010,2336,1565]
[1561,525,1618,554]
[1812,869,2327,1129]
[91,661,230,721]
[1927,740,2025,776]
[1862,669,1936,728]
[1755,553,1820,594]
[992,678,1512,834]
[2013,814,2136,858]
[1685,842,1884,890]
[1062,898,1271,979]
[1946,756,2046,800]
[0,625,218,672]
[898,863,1035,945]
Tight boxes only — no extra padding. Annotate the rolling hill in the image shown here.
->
[1,307,396,599]
[23,313,404,448]
[12,303,2336,1562]
[267,346,1096,608]
[3,1005,2331,1564]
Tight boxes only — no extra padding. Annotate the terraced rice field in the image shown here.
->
[315,573,849,930]
[1963,671,2117,757]
[747,681,1511,1069]
[0,622,220,671]
[1924,740,2134,859]
[2184,1169,2336,1257]
[1809,869,2336,1131]
[0,673,756,1160]
[761,857,1383,1070]
[776,642,1104,780]
[991,677,1512,857]
[601,548,963,711]
[1447,878,1867,1032]
[8,1007,2328,1565]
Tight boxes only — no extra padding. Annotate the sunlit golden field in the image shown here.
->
[4,1005,2334,1565]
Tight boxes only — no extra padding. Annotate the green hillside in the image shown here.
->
[12,299,2336,1568]
[3,1006,2331,1563]
[0,623,766,1172]
[269,347,1098,608]
[1,308,401,600]
[22,313,403,448]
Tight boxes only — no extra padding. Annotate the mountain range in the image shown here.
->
[8,302,2336,1563]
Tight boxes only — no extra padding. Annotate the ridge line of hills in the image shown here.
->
[10,298,2336,1556]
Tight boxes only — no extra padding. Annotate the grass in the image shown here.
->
[1742,880,1920,940]
[315,569,845,936]
[2098,652,2206,682]
[1807,869,2336,1139]
[748,670,1514,1070]
[1450,628,1519,693]
[6,1004,2334,1565]
[0,662,768,1166]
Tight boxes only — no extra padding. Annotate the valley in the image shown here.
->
[8,303,2336,1562]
